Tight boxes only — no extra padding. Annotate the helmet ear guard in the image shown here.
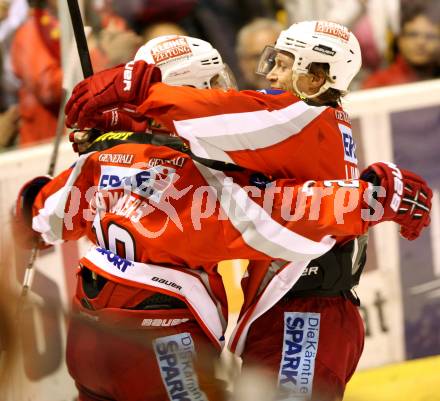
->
[134,35,237,90]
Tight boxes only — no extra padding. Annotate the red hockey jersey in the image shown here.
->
[32,142,370,345]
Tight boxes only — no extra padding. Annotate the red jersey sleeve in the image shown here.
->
[32,153,96,244]
[136,84,358,181]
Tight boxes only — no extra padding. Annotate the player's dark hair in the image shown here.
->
[308,63,344,107]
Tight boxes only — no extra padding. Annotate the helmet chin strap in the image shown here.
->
[291,70,331,100]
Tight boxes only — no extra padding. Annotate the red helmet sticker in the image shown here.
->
[315,21,350,42]
[151,37,193,64]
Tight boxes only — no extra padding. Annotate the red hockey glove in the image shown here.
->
[84,107,150,133]
[65,60,161,129]
[361,162,432,240]
[13,176,53,249]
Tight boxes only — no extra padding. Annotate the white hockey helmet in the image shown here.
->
[134,35,237,90]
[257,20,362,95]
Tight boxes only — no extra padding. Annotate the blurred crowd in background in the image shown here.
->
[0,0,439,150]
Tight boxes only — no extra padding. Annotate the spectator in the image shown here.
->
[284,0,365,27]
[81,1,143,72]
[111,0,197,33]
[362,1,440,89]
[96,21,143,69]
[0,43,19,149]
[10,0,62,146]
[0,0,28,107]
[142,21,187,42]
[236,18,283,89]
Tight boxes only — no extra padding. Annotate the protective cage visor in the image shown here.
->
[255,45,280,76]
[209,64,238,90]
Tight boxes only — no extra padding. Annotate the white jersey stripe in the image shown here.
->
[175,100,326,139]
[32,188,66,244]
[229,260,309,355]
[195,162,335,262]
[174,101,328,162]
[200,106,327,151]
[32,152,94,243]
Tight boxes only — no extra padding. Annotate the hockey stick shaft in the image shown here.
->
[19,92,68,298]
[66,0,104,152]
[19,0,91,299]
[67,0,93,78]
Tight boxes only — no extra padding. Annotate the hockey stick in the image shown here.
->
[67,0,93,78]
[19,94,68,299]
[19,0,92,300]
[66,0,105,151]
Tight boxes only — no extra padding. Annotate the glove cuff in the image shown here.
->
[361,162,401,224]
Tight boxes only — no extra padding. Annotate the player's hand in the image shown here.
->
[69,110,150,155]
[65,60,161,129]
[69,130,100,153]
[13,176,53,249]
[361,162,432,240]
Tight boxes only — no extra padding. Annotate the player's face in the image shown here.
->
[265,52,294,92]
